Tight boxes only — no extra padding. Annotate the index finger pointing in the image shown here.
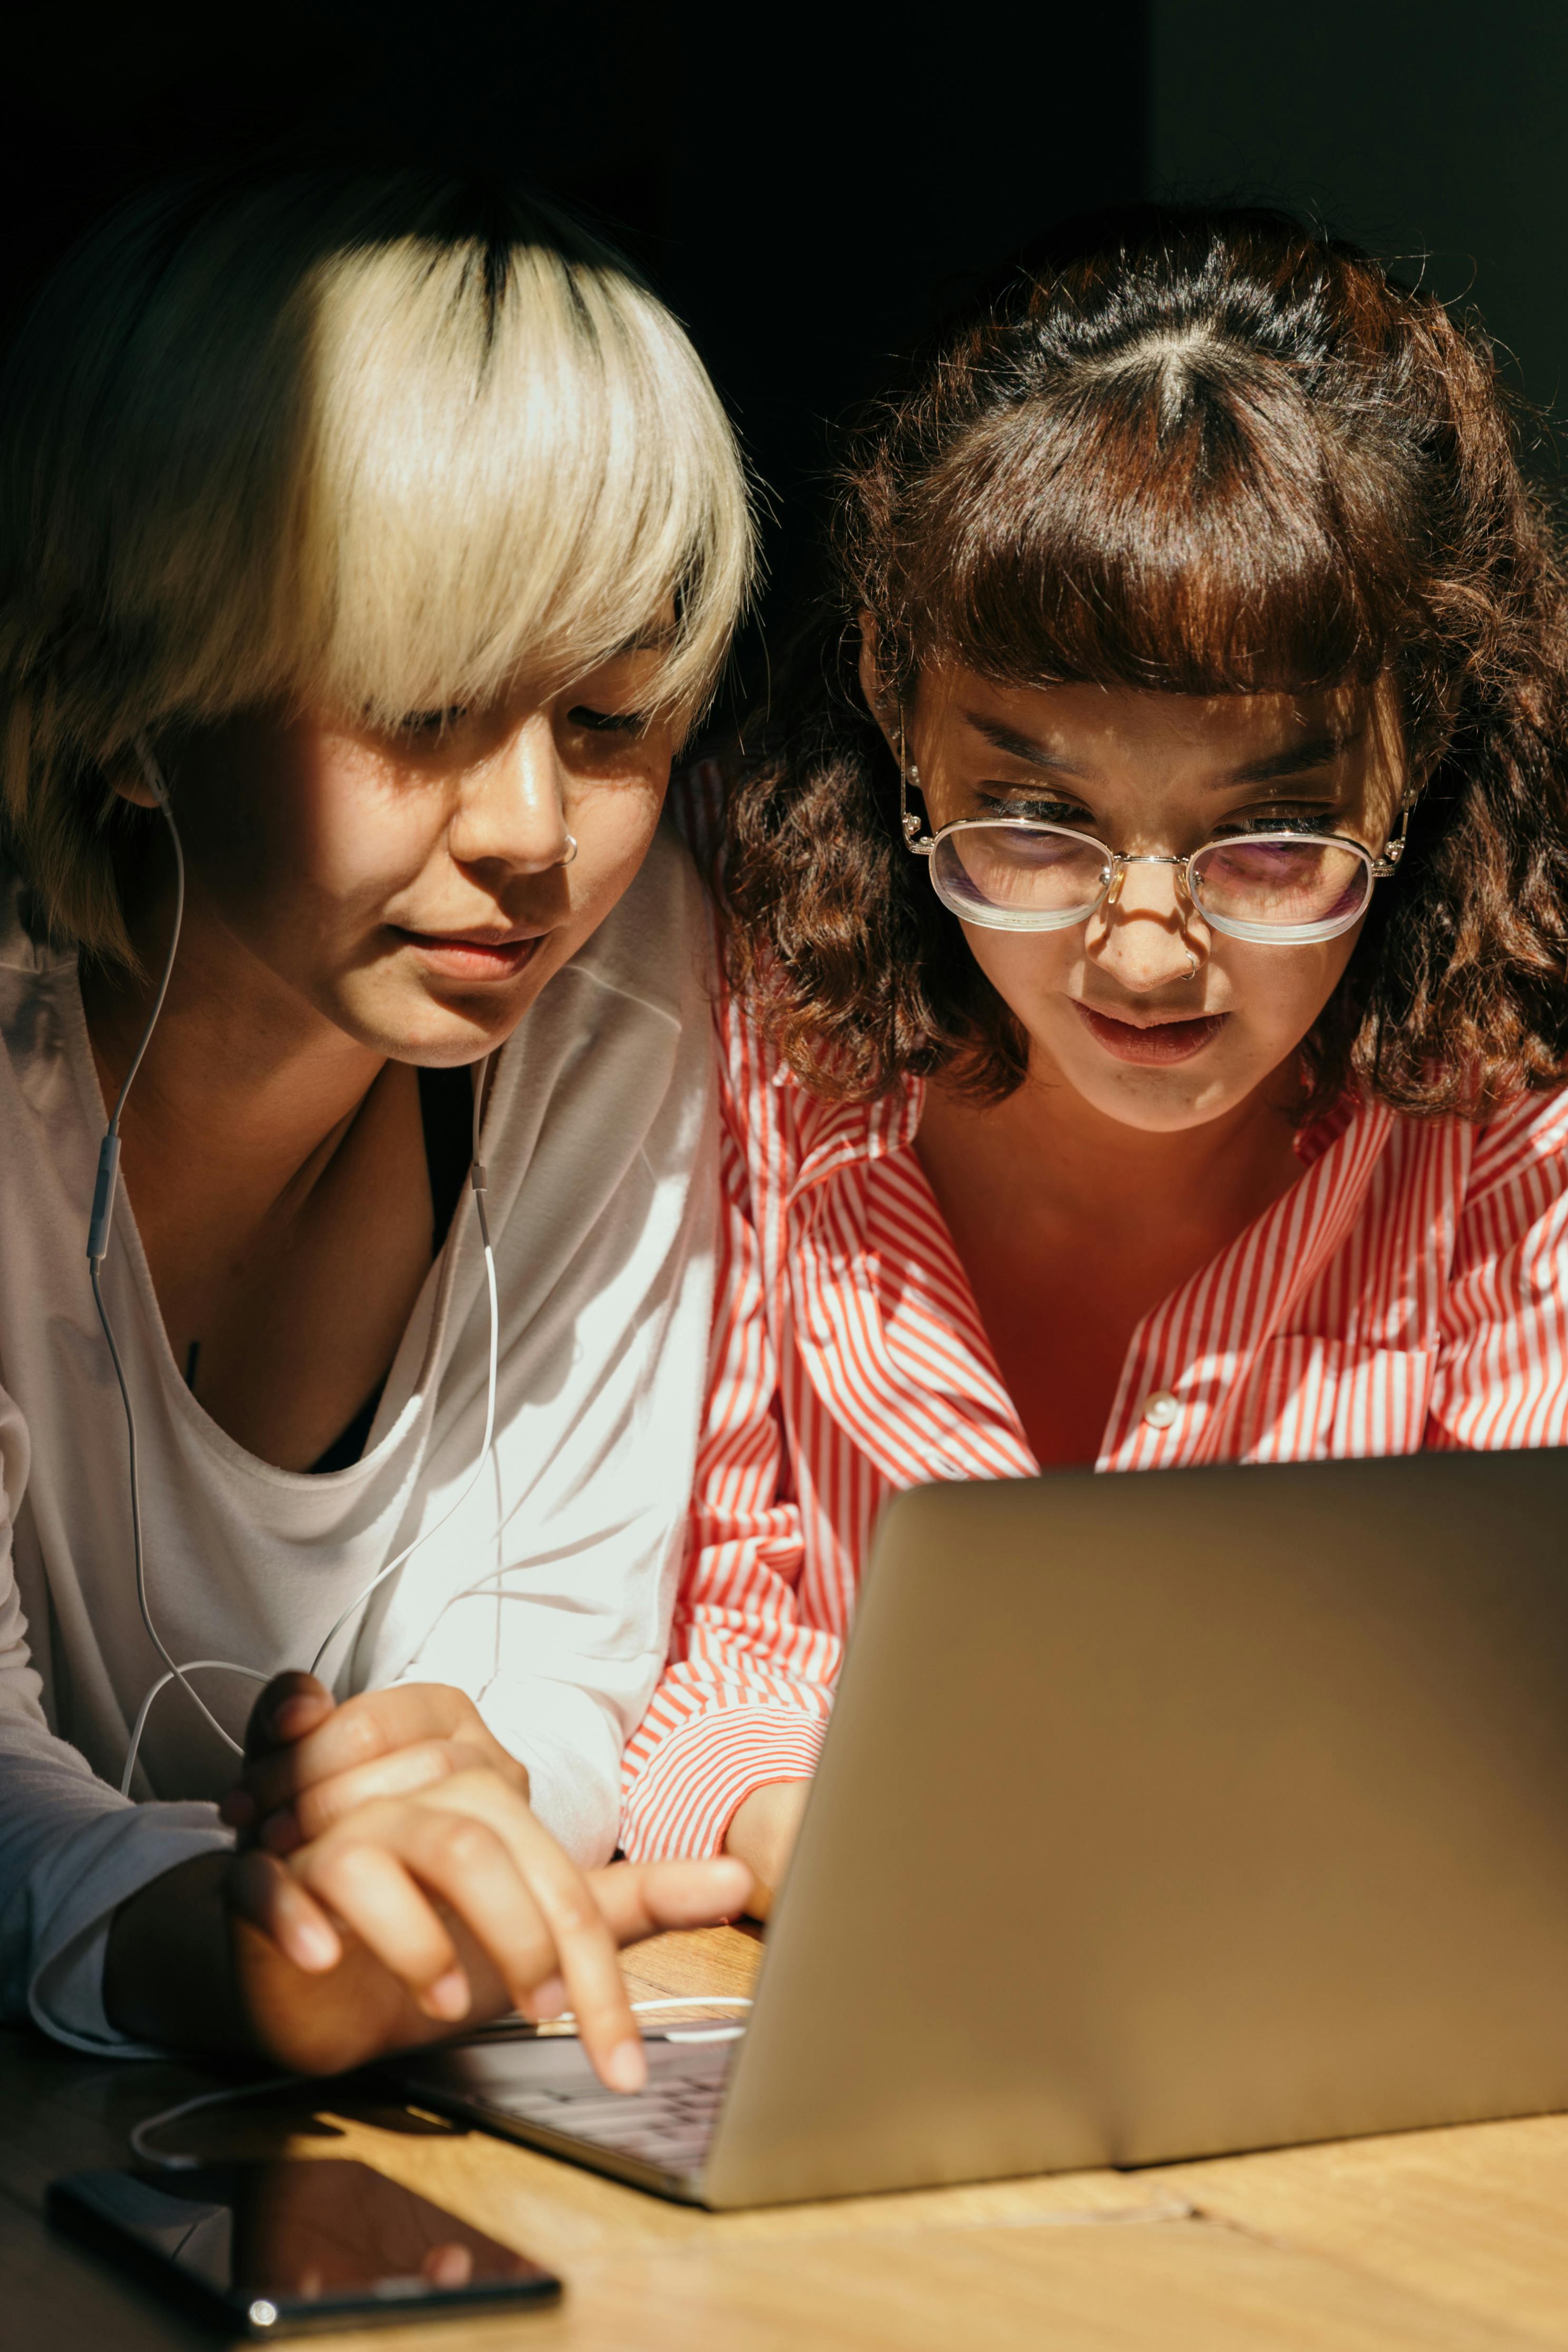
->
[419,1777,645,2093]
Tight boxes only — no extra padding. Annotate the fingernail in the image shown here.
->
[270,1695,323,1741]
[259,1812,301,1856]
[604,2039,646,2094]
[422,1968,471,2021]
[524,1974,566,2021]
[292,1921,340,1972]
[219,1789,256,1827]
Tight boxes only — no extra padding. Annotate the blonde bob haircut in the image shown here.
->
[0,165,754,961]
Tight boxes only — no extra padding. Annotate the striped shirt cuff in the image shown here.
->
[619,1706,826,1861]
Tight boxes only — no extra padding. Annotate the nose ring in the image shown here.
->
[560,832,579,868]
[1185,948,1198,983]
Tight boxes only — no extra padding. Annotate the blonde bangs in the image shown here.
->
[0,168,754,957]
[297,237,750,728]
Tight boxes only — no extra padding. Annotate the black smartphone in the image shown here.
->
[47,2157,561,2336]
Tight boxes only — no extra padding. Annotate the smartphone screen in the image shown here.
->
[49,2158,561,2334]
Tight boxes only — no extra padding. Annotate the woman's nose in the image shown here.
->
[1086,859,1203,991]
[448,713,573,874]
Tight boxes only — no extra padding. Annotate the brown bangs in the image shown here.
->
[900,335,1412,699]
[729,205,1568,1120]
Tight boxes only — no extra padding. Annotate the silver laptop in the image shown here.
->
[394,1447,1568,2208]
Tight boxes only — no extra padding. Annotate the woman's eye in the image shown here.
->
[397,704,469,738]
[978,791,1094,828]
[569,705,645,735]
[1213,809,1338,840]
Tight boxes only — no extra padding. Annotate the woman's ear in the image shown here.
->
[103,737,170,811]
[857,613,899,757]
[102,753,162,811]
[1366,676,1429,830]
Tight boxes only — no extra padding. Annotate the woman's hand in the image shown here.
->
[107,1671,752,2084]
[107,1834,749,2082]
[219,1672,523,1855]
[724,1780,811,1919]
[226,1795,750,2079]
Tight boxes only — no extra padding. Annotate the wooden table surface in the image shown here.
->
[13,1924,1568,2350]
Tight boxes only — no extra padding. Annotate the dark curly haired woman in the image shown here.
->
[619,208,1568,1907]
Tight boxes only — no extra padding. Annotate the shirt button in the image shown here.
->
[1142,1388,1180,1430]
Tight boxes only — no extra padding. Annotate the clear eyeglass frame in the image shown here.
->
[899,771,1414,946]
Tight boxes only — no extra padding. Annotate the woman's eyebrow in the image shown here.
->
[961,711,1360,786]
[961,712,1092,775]
[1219,730,1362,787]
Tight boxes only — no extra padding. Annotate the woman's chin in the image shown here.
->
[331,986,528,1066]
[1028,1023,1266,1134]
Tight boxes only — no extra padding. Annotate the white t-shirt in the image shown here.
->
[0,821,717,2053]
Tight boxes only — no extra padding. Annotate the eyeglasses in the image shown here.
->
[900,778,1412,946]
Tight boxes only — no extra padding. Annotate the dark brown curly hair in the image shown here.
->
[726,205,1568,1119]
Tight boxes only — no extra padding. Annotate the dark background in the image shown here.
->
[10,1,1562,653]
[2,0,1148,619]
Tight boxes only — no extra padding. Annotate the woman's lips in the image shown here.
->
[396,929,546,982]
[1072,1001,1229,1065]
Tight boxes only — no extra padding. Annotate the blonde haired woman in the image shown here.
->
[0,165,752,2084]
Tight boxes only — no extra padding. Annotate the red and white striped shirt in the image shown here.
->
[618,939,1568,1864]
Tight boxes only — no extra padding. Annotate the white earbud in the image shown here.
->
[134,739,171,806]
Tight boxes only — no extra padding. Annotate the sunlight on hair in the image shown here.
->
[300,234,746,728]
[0,169,754,959]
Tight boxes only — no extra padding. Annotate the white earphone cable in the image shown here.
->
[129,2073,308,2172]
[100,741,499,1792]
[128,2004,754,2168]
[91,756,248,1772]
[119,1662,271,1800]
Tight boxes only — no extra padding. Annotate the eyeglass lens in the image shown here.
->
[1188,836,1370,932]
[930,825,1372,934]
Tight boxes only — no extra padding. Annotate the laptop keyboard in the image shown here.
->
[405,2030,742,2179]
